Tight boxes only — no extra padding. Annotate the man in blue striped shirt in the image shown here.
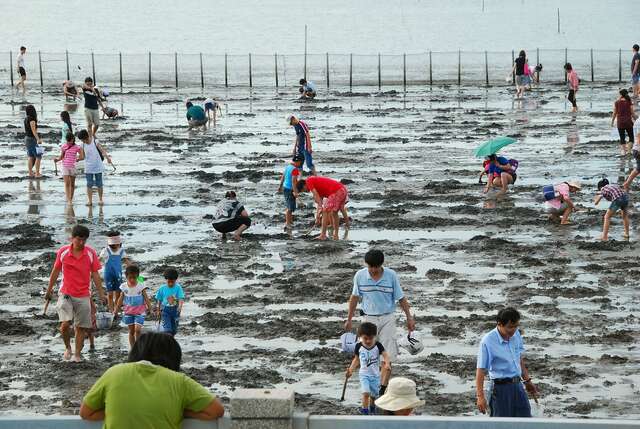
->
[475,307,537,417]
[344,249,415,396]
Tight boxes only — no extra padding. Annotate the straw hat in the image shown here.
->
[567,181,581,190]
[374,378,425,412]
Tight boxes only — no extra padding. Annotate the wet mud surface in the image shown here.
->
[0,83,639,418]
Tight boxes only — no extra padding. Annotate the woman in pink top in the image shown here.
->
[545,181,581,224]
[564,63,579,113]
[54,132,84,203]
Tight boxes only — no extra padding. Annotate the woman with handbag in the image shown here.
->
[24,104,43,178]
[78,129,113,206]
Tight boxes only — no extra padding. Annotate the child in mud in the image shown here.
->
[345,322,391,415]
[204,97,223,126]
[299,78,317,99]
[594,178,630,241]
[277,155,304,230]
[113,265,152,348]
[155,268,185,336]
[54,132,84,204]
[100,231,130,312]
[544,181,581,224]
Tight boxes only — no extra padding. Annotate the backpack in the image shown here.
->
[542,185,558,201]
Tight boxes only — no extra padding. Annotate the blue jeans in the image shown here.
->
[86,173,103,188]
[161,306,180,335]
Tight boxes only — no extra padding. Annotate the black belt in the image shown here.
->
[492,377,521,385]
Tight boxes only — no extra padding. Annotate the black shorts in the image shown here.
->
[212,217,251,234]
[18,67,26,77]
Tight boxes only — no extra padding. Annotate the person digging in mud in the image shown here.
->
[296,176,348,240]
[278,155,304,230]
[288,114,316,175]
[476,307,537,417]
[211,191,251,241]
[344,250,416,397]
[345,322,391,415]
[543,181,581,224]
[186,101,207,130]
[299,78,317,99]
[594,178,630,241]
[45,224,106,362]
[80,332,225,426]
[484,154,518,195]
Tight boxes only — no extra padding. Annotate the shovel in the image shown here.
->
[43,297,51,316]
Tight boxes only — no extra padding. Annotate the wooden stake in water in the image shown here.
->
[325,52,329,88]
[482,0,485,12]
[590,49,594,82]
[174,52,178,89]
[38,51,43,89]
[65,50,70,80]
[224,53,228,87]
[557,8,560,33]
[148,52,152,87]
[119,52,123,90]
[484,50,489,86]
[378,53,381,90]
[248,53,252,88]
[91,51,96,84]
[349,53,353,90]
[275,53,279,88]
[304,24,308,80]
[9,51,14,87]
[429,50,432,86]
[200,52,204,89]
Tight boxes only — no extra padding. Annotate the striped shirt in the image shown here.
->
[352,267,404,316]
[294,120,312,153]
[600,184,625,202]
[61,143,81,168]
[120,283,148,315]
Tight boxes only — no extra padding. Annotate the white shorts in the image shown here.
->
[56,294,92,328]
[363,313,398,361]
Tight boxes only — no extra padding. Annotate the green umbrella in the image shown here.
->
[474,136,517,158]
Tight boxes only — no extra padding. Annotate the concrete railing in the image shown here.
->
[1,389,639,429]
[1,415,640,429]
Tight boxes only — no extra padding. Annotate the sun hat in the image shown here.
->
[340,332,357,354]
[286,114,297,124]
[567,181,581,190]
[375,377,425,412]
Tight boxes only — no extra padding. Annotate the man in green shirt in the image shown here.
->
[80,333,224,428]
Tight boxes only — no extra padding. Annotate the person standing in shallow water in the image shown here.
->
[564,63,579,113]
[476,307,537,417]
[24,104,43,178]
[16,46,27,95]
[611,89,636,156]
[632,44,640,98]
[512,50,527,99]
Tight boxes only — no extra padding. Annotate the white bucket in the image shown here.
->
[96,312,114,330]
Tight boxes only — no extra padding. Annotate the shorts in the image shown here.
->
[546,202,569,216]
[123,314,145,326]
[610,194,629,212]
[515,75,524,86]
[86,173,103,188]
[212,216,252,234]
[25,137,42,159]
[284,188,296,212]
[204,102,215,111]
[161,305,180,335]
[18,67,26,77]
[633,74,640,85]
[363,313,398,361]
[359,374,381,397]
[56,294,92,328]
[321,186,348,212]
[62,166,77,176]
[189,118,208,127]
[84,108,100,127]
[104,273,122,292]
[633,150,640,171]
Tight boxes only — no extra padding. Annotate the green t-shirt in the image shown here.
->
[186,105,205,121]
[83,361,214,429]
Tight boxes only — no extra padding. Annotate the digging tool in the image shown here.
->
[339,374,349,402]
[43,297,51,315]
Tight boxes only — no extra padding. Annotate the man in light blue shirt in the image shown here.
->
[344,249,415,397]
[475,307,537,417]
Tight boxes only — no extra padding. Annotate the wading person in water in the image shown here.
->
[512,50,527,99]
[80,77,106,138]
[476,307,537,417]
[344,250,416,397]
[16,46,27,95]
[23,104,43,178]
[611,89,636,156]
[564,63,579,113]
[632,44,640,98]
[45,225,106,362]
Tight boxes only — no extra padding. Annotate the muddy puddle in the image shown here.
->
[0,83,638,419]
